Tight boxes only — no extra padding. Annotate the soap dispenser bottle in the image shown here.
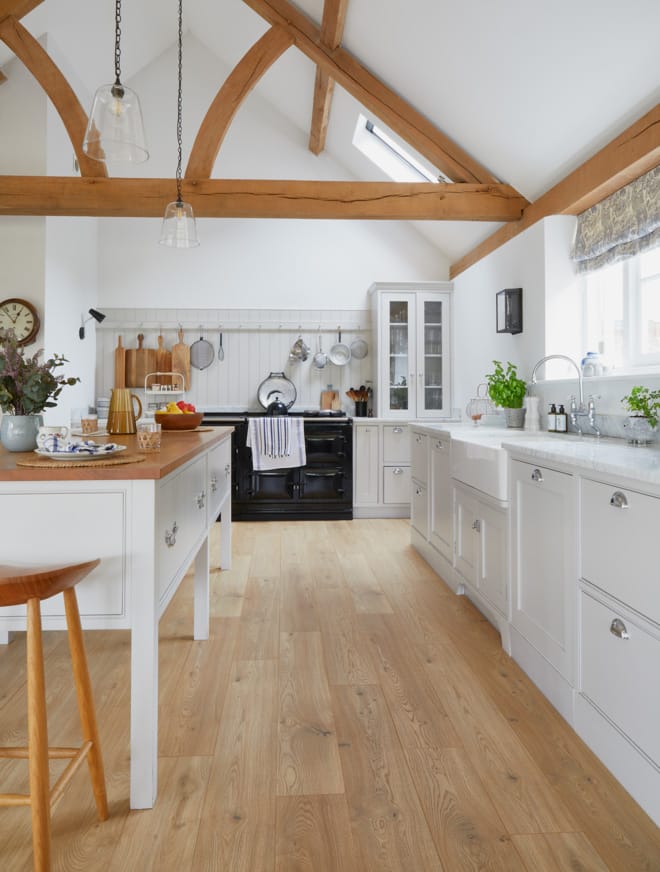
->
[556,404,568,432]
[548,404,557,432]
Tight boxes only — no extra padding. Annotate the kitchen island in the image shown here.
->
[0,427,233,809]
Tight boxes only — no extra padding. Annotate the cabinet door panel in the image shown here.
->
[207,437,231,523]
[384,424,411,465]
[478,501,507,615]
[415,293,451,418]
[411,481,428,538]
[454,486,478,584]
[354,424,379,505]
[410,429,427,482]
[430,437,452,561]
[383,465,410,504]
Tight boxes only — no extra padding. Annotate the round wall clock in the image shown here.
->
[0,298,41,346]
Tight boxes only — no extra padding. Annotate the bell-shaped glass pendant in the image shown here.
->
[83,82,149,163]
[159,200,200,249]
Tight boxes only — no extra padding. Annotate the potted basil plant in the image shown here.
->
[621,385,660,444]
[485,360,528,428]
[0,329,79,451]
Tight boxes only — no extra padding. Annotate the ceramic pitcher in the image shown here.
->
[107,388,142,435]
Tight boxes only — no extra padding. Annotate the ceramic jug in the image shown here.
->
[107,388,142,435]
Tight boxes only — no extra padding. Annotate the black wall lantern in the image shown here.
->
[496,288,523,334]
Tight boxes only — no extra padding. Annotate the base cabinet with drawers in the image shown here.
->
[354,420,411,517]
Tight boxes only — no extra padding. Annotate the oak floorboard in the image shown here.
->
[316,586,378,685]
[511,832,610,871]
[359,613,459,750]
[158,617,238,757]
[405,746,527,871]
[234,575,280,660]
[339,552,394,614]
[275,794,357,872]
[249,523,283,578]
[212,553,251,617]
[107,756,211,872]
[191,659,278,872]
[331,683,445,872]
[279,562,318,633]
[424,640,576,834]
[277,631,344,796]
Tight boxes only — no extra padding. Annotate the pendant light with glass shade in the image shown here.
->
[82,0,149,163]
[159,0,199,249]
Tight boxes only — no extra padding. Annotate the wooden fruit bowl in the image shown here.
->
[154,411,204,431]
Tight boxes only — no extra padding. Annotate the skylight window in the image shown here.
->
[352,114,450,183]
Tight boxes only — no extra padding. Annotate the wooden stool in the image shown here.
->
[0,560,109,871]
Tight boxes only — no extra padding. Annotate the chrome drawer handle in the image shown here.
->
[435,441,443,449]
[196,490,206,509]
[210,476,218,493]
[415,487,423,495]
[609,618,629,640]
[392,467,404,476]
[472,519,481,532]
[225,463,231,476]
[394,427,404,434]
[609,491,629,509]
[531,468,543,482]
[165,522,178,548]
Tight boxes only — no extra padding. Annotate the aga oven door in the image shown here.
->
[249,468,296,502]
[298,466,347,504]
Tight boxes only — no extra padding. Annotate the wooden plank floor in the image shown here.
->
[0,519,659,871]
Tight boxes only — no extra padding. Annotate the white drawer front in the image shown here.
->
[580,478,660,623]
[410,430,428,485]
[207,438,231,523]
[411,480,428,538]
[580,591,660,767]
[383,465,410,504]
[383,424,410,464]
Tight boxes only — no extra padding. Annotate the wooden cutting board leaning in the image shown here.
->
[126,333,158,388]
[156,335,172,386]
[320,389,339,410]
[114,336,126,389]
[171,328,191,390]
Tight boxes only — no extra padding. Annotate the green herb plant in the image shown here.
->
[485,360,527,409]
[621,385,660,429]
[0,328,79,415]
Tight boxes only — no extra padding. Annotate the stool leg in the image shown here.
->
[62,588,109,821]
[26,598,52,872]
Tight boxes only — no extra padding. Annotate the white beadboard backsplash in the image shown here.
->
[96,308,373,414]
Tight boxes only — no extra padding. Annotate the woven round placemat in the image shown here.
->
[17,454,147,469]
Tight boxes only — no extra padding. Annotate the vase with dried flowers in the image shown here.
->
[0,328,79,451]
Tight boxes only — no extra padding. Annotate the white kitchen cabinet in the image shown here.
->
[429,433,452,562]
[510,459,577,690]
[353,421,379,506]
[383,464,410,505]
[369,282,452,419]
[410,429,429,538]
[453,483,508,618]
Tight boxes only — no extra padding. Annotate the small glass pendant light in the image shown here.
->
[83,0,149,163]
[159,0,199,248]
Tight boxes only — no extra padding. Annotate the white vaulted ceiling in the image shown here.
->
[1,0,659,262]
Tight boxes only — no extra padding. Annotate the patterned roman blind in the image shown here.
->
[571,165,660,273]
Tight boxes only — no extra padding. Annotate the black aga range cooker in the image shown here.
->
[203,411,353,521]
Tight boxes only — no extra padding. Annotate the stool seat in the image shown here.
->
[0,558,108,871]
[0,559,101,607]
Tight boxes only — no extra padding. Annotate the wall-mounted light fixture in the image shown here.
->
[496,288,523,334]
[79,308,106,340]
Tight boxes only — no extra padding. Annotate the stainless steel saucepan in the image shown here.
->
[329,329,351,366]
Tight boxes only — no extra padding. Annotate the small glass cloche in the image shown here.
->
[465,383,495,425]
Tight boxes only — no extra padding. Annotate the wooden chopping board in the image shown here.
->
[126,334,157,388]
[156,335,172,386]
[320,389,339,410]
[125,336,138,388]
[171,328,191,390]
[114,335,126,389]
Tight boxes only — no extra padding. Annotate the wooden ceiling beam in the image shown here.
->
[242,0,500,186]
[0,16,106,178]
[186,26,293,179]
[309,0,348,156]
[0,0,42,23]
[450,104,660,278]
[0,69,6,84]
[0,177,527,221]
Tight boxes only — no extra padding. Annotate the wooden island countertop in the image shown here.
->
[0,426,233,481]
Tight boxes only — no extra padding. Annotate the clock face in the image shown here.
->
[0,298,40,346]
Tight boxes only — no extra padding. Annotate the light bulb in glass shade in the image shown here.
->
[83,82,148,163]
[159,200,200,249]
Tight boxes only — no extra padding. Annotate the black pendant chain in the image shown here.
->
[176,0,184,205]
[112,0,124,96]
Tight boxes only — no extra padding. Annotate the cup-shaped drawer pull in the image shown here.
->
[164,522,178,548]
[196,490,206,509]
[435,441,444,449]
[609,618,630,639]
[394,427,404,434]
[225,463,231,477]
[415,486,423,495]
[531,468,543,482]
[210,476,218,493]
[609,491,629,509]
[392,467,405,476]
[471,519,481,532]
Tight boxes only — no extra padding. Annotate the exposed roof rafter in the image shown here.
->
[0,0,43,23]
[309,0,348,156]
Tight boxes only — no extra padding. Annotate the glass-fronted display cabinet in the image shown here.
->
[371,283,452,419]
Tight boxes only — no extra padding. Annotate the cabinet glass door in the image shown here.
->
[387,299,410,413]
[417,296,449,416]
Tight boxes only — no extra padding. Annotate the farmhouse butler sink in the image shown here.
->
[450,428,538,501]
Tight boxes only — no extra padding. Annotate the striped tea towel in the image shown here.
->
[247,418,306,470]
